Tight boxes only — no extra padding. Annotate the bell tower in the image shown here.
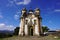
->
[19,8,27,36]
[35,8,40,16]
[34,8,42,35]
[21,8,27,17]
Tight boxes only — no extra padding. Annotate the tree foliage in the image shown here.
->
[14,27,20,35]
[42,26,49,33]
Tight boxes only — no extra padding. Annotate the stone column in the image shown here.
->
[24,25,28,36]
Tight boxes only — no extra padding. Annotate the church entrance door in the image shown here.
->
[30,26,33,36]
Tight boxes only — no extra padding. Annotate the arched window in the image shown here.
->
[34,20,36,25]
[25,20,28,24]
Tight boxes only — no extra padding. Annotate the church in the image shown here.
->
[19,8,42,36]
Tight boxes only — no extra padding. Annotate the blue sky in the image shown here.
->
[0,0,60,30]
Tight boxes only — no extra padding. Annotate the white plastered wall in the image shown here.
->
[24,18,30,35]
[19,19,24,36]
[32,17,39,36]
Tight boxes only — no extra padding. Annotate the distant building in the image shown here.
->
[19,8,42,36]
[44,30,60,36]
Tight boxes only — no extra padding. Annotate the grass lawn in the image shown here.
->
[0,35,60,40]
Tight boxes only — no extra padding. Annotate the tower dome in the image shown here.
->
[35,8,40,16]
[21,8,27,17]
[29,9,33,14]
[22,8,27,14]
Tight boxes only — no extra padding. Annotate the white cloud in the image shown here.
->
[14,11,21,20]
[7,0,31,7]
[6,25,15,31]
[14,14,19,20]
[54,9,60,12]
[0,23,5,27]
[0,23,16,31]
[15,0,31,5]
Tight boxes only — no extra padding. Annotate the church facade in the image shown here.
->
[19,8,42,36]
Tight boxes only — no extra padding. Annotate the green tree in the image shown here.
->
[42,26,49,33]
[14,27,20,35]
